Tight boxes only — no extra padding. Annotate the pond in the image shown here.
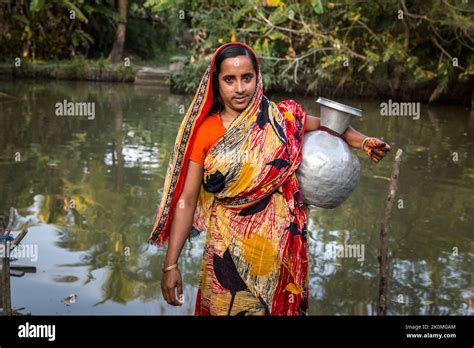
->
[0,80,472,315]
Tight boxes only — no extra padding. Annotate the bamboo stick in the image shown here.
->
[378,148,403,316]
[9,228,28,252]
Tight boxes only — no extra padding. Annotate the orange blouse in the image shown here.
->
[189,113,227,166]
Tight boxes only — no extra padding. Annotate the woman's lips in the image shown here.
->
[234,96,247,103]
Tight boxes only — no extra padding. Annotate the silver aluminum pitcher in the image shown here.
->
[296,97,362,208]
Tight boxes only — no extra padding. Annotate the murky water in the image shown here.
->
[0,80,472,315]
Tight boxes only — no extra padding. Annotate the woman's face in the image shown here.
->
[217,55,257,115]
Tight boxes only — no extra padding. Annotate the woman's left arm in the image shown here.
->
[305,114,391,163]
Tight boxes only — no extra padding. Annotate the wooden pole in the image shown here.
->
[9,228,28,252]
[10,265,36,273]
[0,214,12,315]
[378,149,403,316]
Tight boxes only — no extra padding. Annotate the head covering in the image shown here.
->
[148,42,262,246]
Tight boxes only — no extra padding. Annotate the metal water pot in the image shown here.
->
[296,97,362,208]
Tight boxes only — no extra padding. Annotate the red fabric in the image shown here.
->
[192,99,310,316]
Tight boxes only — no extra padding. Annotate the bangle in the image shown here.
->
[162,263,178,273]
[360,137,370,151]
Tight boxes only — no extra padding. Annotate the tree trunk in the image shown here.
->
[107,0,128,64]
[0,215,12,315]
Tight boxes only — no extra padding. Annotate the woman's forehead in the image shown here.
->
[219,55,256,74]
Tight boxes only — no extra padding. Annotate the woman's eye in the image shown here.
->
[224,77,233,83]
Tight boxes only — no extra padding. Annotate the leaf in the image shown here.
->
[228,160,255,195]
[283,111,295,121]
[269,8,287,26]
[232,4,254,24]
[213,249,247,294]
[59,0,87,22]
[11,14,30,26]
[239,195,272,216]
[268,31,285,41]
[266,158,290,170]
[203,170,226,193]
[257,96,270,129]
[29,0,45,13]
[242,234,278,276]
[84,3,119,21]
[311,0,323,14]
[146,0,175,12]
[266,0,284,6]
[285,282,303,294]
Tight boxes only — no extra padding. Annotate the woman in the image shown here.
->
[148,42,390,316]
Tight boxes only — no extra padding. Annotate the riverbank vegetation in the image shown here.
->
[0,0,472,103]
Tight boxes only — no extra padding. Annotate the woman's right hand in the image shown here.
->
[161,268,184,306]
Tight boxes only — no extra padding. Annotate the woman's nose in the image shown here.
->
[236,80,245,93]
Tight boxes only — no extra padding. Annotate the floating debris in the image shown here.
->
[63,293,78,305]
[54,275,79,283]
[372,175,391,181]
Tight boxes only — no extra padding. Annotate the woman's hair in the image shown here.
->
[208,44,258,116]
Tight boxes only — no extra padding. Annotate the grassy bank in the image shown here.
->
[0,45,189,83]
[0,57,139,82]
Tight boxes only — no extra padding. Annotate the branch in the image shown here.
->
[400,0,436,23]
[442,0,474,13]
[431,35,465,70]
[259,47,335,61]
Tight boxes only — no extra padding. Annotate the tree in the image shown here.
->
[108,0,128,64]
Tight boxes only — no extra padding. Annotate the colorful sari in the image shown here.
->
[148,42,309,316]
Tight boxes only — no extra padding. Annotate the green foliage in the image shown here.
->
[0,1,157,61]
[159,0,473,99]
[0,0,472,99]
[125,18,157,59]
[171,56,209,93]
[311,0,323,15]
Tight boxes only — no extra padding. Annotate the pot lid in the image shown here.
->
[316,97,362,117]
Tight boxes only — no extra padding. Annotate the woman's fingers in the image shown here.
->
[164,286,179,306]
[169,287,181,306]
[161,284,169,304]
[372,148,388,157]
[371,156,381,163]
[162,277,174,305]
[369,150,383,163]
[162,272,183,306]
[364,137,391,163]
[177,281,184,304]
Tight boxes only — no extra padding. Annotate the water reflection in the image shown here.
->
[0,80,472,315]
